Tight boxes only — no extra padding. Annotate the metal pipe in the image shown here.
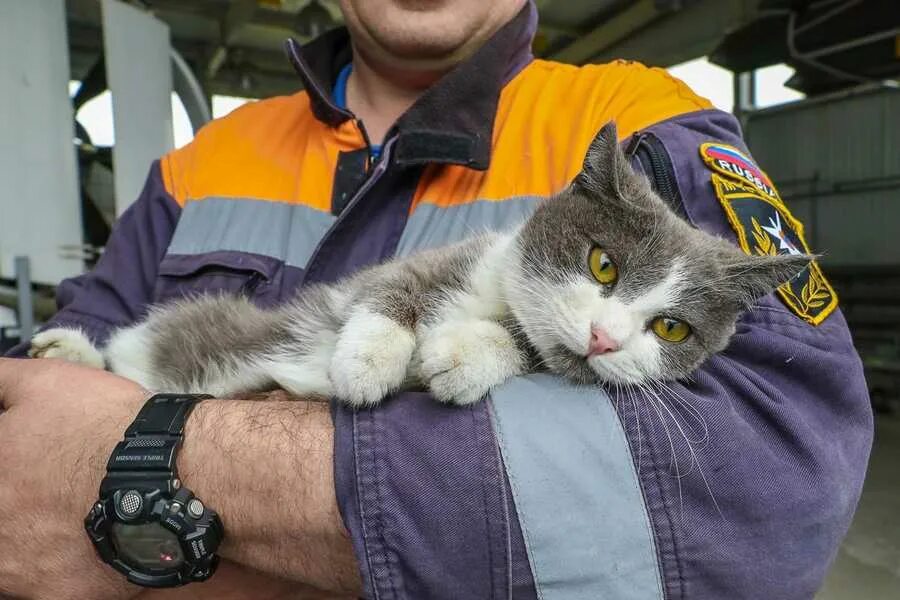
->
[14,256,34,341]
[171,48,212,134]
[787,10,870,84]
[803,28,900,60]
[794,0,863,36]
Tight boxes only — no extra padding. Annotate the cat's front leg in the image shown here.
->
[329,307,417,407]
[418,319,524,405]
[28,328,105,369]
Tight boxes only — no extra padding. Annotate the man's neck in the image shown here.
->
[345,49,448,146]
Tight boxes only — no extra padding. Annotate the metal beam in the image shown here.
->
[207,0,258,79]
[536,20,584,39]
[67,2,306,99]
[550,0,662,65]
[589,0,761,68]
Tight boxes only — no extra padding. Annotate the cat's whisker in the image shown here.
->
[649,380,702,447]
[629,384,643,475]
[643,384,681,472]
[664,385,708,439]
[637,384,656,437]
[640,382,685,513]
[613,381,622,417]
[656,381,709,445]
[646,383,724,521]
[643,384,690,518]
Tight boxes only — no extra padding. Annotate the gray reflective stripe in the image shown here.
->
[490,375,664,600]
[394,196,542,256]
[167,197,336,268]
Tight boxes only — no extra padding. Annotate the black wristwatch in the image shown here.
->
[84,393,224,588]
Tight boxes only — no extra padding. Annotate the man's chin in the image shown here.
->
[363,31,475,69]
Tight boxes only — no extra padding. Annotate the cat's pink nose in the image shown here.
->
[588,326,620,356]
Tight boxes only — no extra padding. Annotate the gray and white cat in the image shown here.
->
[29,123,810,406]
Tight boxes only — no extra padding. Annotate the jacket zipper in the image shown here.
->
[241,271,265,295]
[629,133,686,217]
[298,136,397,287]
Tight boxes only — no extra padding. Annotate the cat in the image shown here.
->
[28,122,811,407]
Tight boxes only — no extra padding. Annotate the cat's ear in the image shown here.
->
[577,121,649,203]
[578,121,627,195]
[721,251,815,306]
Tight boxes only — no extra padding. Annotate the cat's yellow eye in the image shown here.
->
[588,247,618,285]
[651,317,692,343]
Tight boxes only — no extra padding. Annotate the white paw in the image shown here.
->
[28,328,105,369]
[418,320,523,405]
[329,309,416,407]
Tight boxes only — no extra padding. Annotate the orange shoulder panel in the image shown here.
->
[413,59,713,210]
[161,92,365,210]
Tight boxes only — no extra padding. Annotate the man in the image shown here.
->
[0,0,872,598]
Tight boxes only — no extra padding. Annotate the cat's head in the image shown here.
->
[505,122,812,385]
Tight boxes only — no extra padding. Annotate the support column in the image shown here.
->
[733,70,757,123]
[15,257,34,341]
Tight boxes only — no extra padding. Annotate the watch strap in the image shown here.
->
[104,393,211,487]
[124,393,209,437]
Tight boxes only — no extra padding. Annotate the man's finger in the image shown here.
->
[0,357,28,410]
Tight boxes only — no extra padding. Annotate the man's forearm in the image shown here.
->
[179,397,362,596]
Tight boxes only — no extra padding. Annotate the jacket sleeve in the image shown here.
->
[602,109,872,599]
[5,161,180,357]
[333,110,872,600]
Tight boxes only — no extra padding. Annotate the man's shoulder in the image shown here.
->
[180,92,311,151]
[522,58,707,99]
[160,91,316,205]
[510,58,714,138]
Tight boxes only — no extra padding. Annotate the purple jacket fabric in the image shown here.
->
[626,111,871,598]
[8,3,871,599]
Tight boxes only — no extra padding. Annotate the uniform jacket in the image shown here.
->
[9,3,872,598]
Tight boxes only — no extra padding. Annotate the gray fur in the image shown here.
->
[48,122,811,405]
[508,122,810,384]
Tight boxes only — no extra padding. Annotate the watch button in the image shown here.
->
[187,499,205,519]
[118,490,143,518]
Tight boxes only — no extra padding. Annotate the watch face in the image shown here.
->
[111,522,185,570]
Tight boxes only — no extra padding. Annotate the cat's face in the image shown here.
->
[505,123,811,386]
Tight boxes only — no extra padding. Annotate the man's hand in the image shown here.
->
[0,357,362,599]
[0,357,146,600]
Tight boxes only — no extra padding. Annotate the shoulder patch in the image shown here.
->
[701,142,780,201]
[710,173,838,325]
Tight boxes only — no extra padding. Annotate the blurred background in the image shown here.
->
[0,1,898,596]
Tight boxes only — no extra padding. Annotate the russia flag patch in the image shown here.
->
[700,142,780,200]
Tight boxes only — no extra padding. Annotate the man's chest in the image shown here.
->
[156,151,554,309]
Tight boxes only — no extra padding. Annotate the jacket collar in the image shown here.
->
[284,1,537,170]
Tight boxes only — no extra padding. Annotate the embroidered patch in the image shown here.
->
[701,142,780,201]
[710,173,837,325]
